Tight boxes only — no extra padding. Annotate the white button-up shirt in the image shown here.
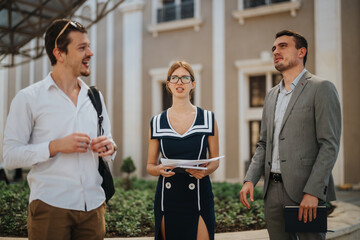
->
[3,73,114,211]
[271,69,306,173]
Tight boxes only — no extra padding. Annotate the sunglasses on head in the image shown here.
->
[54,20,84,49]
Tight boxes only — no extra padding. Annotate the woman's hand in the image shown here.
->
[186,164,208,179]
[158,164,175,178]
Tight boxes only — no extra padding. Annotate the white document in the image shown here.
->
[160,156,224,170]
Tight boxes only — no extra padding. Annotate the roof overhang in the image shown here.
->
[0,0,124,68]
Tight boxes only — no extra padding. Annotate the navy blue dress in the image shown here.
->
[150,107,215,240]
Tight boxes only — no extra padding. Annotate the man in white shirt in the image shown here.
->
[3,19,117,240]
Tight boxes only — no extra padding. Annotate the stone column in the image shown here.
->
[212,0,226,181]
[120,0,145,177]
[0,57,9,165]
[315,0,344,185]
[89,0,97,86]
[106,1,115,129]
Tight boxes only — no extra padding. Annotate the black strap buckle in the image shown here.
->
[270,173,282,183]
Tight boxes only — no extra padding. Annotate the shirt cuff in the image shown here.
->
[33,141,52,165]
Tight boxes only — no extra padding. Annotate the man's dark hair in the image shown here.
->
[276,30,308,66]
[45,19,87,66]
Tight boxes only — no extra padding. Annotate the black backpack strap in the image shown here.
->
[88,86,115,202]
[88,86,104,136]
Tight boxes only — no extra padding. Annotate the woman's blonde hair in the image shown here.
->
[166,61,195,97]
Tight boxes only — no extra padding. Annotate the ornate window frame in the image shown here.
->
[148,0,202,37]
[232,0,301,25]
[236,51,279,181]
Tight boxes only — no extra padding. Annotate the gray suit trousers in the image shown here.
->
[264,180,326,240]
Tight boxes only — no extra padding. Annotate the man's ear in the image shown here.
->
[52,48,64,63]
[298,47,307,59]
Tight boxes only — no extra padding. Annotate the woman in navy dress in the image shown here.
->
[147,61,219,240]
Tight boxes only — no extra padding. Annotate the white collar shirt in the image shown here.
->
[3,73,115,211]
[271,69,306,173]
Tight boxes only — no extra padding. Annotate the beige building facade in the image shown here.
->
[1,0,359,185]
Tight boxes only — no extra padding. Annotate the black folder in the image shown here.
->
[284,206,327,232]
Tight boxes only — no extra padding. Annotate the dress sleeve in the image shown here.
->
[209,111,215,136]
[150,116,156,139]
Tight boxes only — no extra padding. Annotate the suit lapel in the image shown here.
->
[279,71,311,133]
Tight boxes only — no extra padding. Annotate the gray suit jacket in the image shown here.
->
[244,71,341,203]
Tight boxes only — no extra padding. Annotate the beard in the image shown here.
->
[274,58,297,72]
[81,69,91,77]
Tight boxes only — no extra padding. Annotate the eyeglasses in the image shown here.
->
[54,20,83,49]
[168,75,192,84]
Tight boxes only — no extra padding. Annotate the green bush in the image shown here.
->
[0,181,29,236]
[120,157,136,175]
[0,179,265,237]
[212,182,265,232]
[120,157,137,190]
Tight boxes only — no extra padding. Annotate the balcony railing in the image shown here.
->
[244,0,290,9]
[157,0,194,23]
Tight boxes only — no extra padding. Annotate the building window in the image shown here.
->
[181,0,194,19]
[157,0,194,23]
[233,0,301,25]
[249,120,261,161]
[244,0,290,9]
[249,75,266,107]
[249,73,281,108]
[236,52,284,181]
[272,73,282,87]
[245,72,282,172]
[148,0,201,37]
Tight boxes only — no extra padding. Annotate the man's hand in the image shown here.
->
[49,132,90,156]
[298,193,319,223]
[90,136,114,157]
[240,181,255,209]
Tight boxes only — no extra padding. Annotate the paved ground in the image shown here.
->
[335,189,360,207]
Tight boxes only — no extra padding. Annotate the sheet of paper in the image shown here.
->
[160,156,224,167]
[177,165,208,170]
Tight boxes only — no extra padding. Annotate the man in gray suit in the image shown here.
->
[240,30,341,240]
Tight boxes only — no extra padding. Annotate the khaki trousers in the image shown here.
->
[28,200,106,240]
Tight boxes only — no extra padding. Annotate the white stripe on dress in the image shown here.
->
[160,139,167,212]
[152,110,213,138]
[197,135,206,211]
